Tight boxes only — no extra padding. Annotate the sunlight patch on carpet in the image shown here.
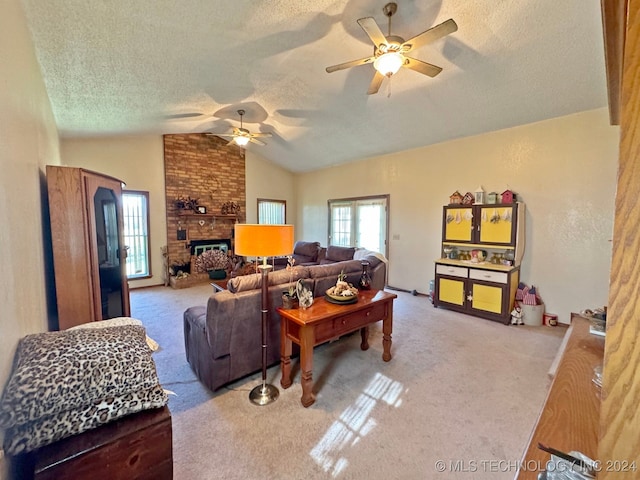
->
[310,372,404,477]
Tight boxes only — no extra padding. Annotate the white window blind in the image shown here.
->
[258,199,286,224]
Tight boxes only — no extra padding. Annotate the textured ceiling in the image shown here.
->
[20,0,608,173]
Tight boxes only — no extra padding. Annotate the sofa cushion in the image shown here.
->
[320,245,356,263]
[308,260,362,297]
[228,266,309,293]
[292,241,320,264]
[0,325,161,428]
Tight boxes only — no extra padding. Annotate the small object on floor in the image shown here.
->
[411,289,418,296]
[511,305,524,325]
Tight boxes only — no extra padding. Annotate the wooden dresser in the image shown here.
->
[516,315,604,479]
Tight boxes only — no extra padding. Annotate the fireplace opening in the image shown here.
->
[189,239,232,256]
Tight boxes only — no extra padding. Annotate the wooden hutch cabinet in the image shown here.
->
[47,166,130,330]
[433,203,525,324]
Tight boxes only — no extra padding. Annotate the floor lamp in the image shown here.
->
[234,224,294,405]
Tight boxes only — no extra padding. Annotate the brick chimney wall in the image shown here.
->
[163,134,246,269]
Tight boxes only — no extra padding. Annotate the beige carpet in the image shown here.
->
[130,284,564,480]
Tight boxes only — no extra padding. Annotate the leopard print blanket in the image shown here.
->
[0,325,167,454]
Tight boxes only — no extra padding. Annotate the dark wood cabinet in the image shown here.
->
[47,166,130,329]
[434,202,525,324]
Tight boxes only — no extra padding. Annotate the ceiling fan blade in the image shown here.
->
[402,19,458,51]
[249,137,266,146]
[226,138,236,146]
[357,17,388,48]
[163,112,204,120]
[209,133,236,138]
[367,71,385,95]
[326,56,375,73]
[404,57,443,77]
[249,132,272,138]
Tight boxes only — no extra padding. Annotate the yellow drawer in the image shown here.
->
[436,264,468,278]
[469,269,508,284]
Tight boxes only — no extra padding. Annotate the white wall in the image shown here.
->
[61,136,166,288]
[296,108,619,324]
[0,0,61,474]
[245,150,296,225]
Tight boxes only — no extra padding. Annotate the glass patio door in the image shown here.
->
[328,196,388,256]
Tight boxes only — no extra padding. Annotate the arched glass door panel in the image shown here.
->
[94,187,124,319]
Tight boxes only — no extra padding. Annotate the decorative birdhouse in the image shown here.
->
[462,191,475,205]
[474,186,485,204]
[449,191,464,204]
[501,189,515,204]
[487,192,499,204]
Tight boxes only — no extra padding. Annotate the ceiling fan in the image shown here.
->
[206,109,272,147]
[325,2,457,95]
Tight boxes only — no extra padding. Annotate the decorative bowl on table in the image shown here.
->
[325,285,359,304]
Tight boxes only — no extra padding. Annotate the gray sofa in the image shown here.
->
[183,244,386,392]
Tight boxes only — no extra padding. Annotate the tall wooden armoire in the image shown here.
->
[47,166,130,330]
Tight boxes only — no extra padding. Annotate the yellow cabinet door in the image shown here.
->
[443,207,473,242]
[477,206,515,244]
[438,277,466,306]
[471,283,503,314]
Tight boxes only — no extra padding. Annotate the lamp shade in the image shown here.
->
[234,224,294,258]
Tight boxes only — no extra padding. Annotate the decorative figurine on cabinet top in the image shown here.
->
[501,189,516,204]
[449,191,464,205]
[487,192,499,204]
[474,186,485,205]
[462,192,475,205]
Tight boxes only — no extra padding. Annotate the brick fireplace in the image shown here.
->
[163,134,246,285]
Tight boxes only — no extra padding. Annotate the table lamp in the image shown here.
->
[234,224,294,405]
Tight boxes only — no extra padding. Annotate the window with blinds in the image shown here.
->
[122,191,151,279]
[257,198,286,224]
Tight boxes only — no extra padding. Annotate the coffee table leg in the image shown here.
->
[280,318,292,389]
[382,309,393,362]
[360,326,370,350]
[300,325,316,407]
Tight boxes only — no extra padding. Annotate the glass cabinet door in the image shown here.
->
[93,187,125,319]
[443,206,473,242]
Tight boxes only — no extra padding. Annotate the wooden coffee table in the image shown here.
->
[278,289,397,407]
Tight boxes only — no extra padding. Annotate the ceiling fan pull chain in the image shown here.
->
[387,75,392,98]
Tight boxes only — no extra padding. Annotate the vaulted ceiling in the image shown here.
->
[20,0,608,173]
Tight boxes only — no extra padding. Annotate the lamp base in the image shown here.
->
[249,383,279,406]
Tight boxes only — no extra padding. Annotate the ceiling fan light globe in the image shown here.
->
[374,52,404,76]
[235,136,250,147]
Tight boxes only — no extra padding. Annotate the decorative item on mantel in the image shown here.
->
[174,196,200,211]
[474,186,485,204]
[221,201,240,215]
[449,191,463,205]
[486,191,499,204]
[195,249,230,280]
